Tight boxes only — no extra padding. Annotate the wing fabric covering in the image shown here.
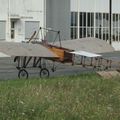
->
[55,37,114,53]
[0,42,58,58]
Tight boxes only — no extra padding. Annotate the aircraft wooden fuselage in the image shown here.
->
[40,42,73,63]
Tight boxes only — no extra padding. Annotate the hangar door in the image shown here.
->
[0,21,6,40]
[25,21,40,40]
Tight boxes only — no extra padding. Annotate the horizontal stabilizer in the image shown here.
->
[70,51,102,57]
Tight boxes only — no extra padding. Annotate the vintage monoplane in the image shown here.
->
[0,27,115,78]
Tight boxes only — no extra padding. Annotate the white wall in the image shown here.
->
[71,0,120,13]
[0,0,8,20]
[0,0,45,42]
[71,0,108,12]
[112,0,120,13]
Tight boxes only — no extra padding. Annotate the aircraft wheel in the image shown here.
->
[18,69,28,79]
[40,68,49,78]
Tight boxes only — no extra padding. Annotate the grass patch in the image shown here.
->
[0,73,120,120]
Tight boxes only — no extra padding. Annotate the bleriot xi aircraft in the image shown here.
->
[0,27,115,79]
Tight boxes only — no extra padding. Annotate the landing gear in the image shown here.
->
[40,68,49,78]
[18,69,28,79]
[18,68,49,79]
[15,56,52,79]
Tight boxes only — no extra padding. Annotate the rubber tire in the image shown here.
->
[40,68,49,78]
[18,69,28,79]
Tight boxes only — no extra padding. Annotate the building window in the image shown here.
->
[71,11,120,42]
[71,12,77,39]
[79,12,87,38]
[11,21,15,39]
[87,12,94,37]
[113,14,119,41]
[71,27,77,39]
[71,12,77,26]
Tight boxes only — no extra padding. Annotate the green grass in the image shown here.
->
[0,73,120,120]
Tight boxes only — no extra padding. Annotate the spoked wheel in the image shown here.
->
[18,69,28,79]
[40,68,49,78]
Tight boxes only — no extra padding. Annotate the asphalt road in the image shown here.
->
[0,51,120,80]
[0,57,96,80]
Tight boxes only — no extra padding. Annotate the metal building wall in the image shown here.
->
[46,0,70,42]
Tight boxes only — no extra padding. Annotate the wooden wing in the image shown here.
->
[0,42,58,58]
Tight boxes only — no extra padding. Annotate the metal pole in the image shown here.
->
[44,0,46,28]
[77,0,80,39]
[109,0,112,44]
[43,0,46,40]
[94,0,96,38]
[7,0,10,41]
